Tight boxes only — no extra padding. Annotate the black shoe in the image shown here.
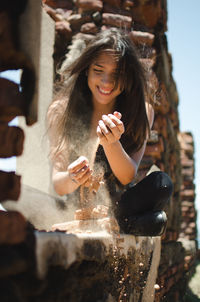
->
[118,210,167,236]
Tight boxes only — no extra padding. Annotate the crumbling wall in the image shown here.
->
[0,0,35,242]
[0,0,198,301]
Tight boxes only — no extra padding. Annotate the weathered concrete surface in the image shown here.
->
[17,0,54,195]
[35,231,161,302]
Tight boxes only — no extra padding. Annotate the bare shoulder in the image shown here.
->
[145,102,154,129]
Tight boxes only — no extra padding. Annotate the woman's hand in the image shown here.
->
[97,111,125,146]
[67,156,92,186]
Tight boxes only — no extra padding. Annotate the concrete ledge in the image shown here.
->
[35,231,161,302]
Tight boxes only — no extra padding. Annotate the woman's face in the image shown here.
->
[87,51,123,109]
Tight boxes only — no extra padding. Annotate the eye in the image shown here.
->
[93,69,103,73]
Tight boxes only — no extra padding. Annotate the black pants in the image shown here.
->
[114,171,173,232]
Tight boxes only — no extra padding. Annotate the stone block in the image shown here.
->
[0,11,33,74]
[153,115,168,139]
[180,189,195,200]
[122,0,134,11]
[80,22,98,34]
[42,0,73,9]
[55,20,72,39]
[131,0,166,31]
[102,13,132,28]
[103,0,122,8]
[0,211,27,244]
[144,137,164,159]
[154,83,170,115]
[0,171,21,202]
[0,78,26,123]
[129,30,155,46]
[0,124,24,158]
[67,13,91,29]
[168,107,179,129]
[103,4,132,17]
[43,5,70,22]
[76,0,103,13]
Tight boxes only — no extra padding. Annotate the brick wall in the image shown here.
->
[0,0,35,243]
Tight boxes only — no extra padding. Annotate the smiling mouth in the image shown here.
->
[97,86,113,95]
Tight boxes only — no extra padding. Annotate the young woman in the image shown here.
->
[47,28,173,236]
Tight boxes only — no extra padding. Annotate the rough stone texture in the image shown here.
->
[0,78,27,123]
[0,230,160,302]
[0,211,27,244]
[0,123,24,158]
[0,171,21,202]
[102,13,132,28]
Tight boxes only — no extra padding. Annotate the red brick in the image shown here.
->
[67,14,91,28]
[55,20,72,39]
[0,171,21,202]
[42,0,73,9]
[0,123,24,157]
[43,5,62,22]
[81,22,98,34]
[144,137,164,159]
[166,276,175,292]
[0,211,27,245]
[122,0,134,11]
[131,0,166,30]
[103,0,121,8]
[102,4,132,17]
[0,78,26,123]
[76,0,103,12]
[153,115,168,139]
[129,30,155,46]
[171,265,178,275]
[102,13,132,28]
[154,83,170,115]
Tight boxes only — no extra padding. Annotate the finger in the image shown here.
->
[76,165,91,181]
[102,115,124,137]
[108,114,124,131]
[97,126,109,144]
[114,111,122,119]
[96,125,104,138]
[98,120,110,135]
[102,115,116,131]
[79,169,93,185]
[68,156,88,173]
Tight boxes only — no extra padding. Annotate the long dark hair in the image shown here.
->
[49,28,150,162]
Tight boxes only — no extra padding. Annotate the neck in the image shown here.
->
[93,102,115,117]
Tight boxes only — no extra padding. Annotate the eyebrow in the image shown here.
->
[93,63,118,72]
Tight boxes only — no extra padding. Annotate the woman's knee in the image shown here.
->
[150,171,173,204]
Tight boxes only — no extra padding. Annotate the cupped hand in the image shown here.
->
[96,111,125,146]
[67,156,92,185]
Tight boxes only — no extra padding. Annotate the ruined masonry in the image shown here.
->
[0,0,198,301]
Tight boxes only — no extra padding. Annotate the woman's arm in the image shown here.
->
[47,100,92,196]
[97,104,154,185]
[52,155,92,195]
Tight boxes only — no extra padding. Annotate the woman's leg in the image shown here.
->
[114,171,173,236]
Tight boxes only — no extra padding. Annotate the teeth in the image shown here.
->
[99,87,112,94]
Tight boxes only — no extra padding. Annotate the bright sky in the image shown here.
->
[167,0,200,239]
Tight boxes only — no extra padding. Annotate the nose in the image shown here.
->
[101,73,115,86]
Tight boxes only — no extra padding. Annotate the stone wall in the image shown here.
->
[0,0,198,301]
